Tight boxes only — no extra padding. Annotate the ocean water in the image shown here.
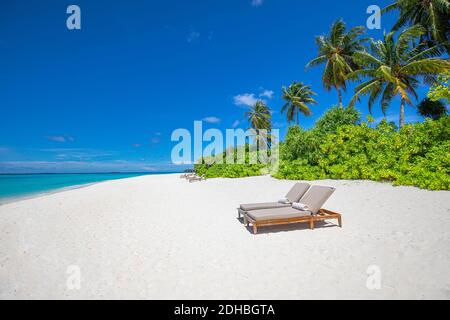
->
[0,173,164,204]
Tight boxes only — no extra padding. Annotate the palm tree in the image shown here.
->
[245,100,272,149]
[306,19,367,108]
[383,0,449,52]
[245,100,272,130]
[281,82,317,125]
[349,26,450,128]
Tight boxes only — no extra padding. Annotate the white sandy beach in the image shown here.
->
[1,174,449,299]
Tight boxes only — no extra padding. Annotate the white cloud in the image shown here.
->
[202,116,221,124]
[259,90,274,99]
[234,88,274,108]
[187,31,200,43]
[151,137,161,144]
[46,135,74,143]
[232,120,241,128]
[233,93,259,107]
[32,148,116,161]
[251,0,264,7]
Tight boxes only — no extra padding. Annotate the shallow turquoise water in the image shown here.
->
[0,173,162,203]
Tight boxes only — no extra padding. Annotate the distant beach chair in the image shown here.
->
[180,170,196,179]
[188,174,206,183]
[180,173,196,179]
[237,183,310,221]
[244,185,342,234]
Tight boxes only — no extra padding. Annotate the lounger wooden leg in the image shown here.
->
[310,219,315,230]
[338,216,342,228]
[253,224,258,235]
[238,210,241,219]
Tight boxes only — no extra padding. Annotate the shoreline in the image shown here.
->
[0,182,101,206]
[0,172,181,206]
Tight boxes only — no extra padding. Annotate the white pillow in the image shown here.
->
[292,202,309,211]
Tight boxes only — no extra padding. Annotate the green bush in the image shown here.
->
[194,145,267,178]
[314,106,361,134]
[194,113,450,190]
[195,163,265,178]
[275,116,450,190]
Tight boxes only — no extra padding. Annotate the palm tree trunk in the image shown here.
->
[399,99,405,128]
[337,87,343,109]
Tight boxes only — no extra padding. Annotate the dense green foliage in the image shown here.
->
[195,163,266,179]
[275,116,450,190]
[195,146,268,179]
[196,108,450,190]
[314,106,361,133]
[428,71,450,103]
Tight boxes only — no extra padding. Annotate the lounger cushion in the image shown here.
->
[240,202,291,212]
[239,182,310,212]
[247,207,311,222]
[285,183,311,203]
[299,186,336,214]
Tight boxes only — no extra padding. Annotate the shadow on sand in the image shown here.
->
[236,217,340,235]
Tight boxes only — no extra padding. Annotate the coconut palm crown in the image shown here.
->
[306,19,367,108]
[383,0,450,53]
[348,26,450,128]
[281,82,318,125]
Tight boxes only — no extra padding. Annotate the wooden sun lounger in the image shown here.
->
[245,208,342,234]
[237,183,311,220]
[242,185,341,234]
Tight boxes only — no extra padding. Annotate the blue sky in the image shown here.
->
[0,0,429,173]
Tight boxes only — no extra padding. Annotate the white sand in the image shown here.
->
[1,174,449,300]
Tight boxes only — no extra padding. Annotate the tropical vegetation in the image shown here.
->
[195,4,450,190]
[349,26,449,128]
[428,71,450,102]
[306,20,367,108]
[281,82,317,125]
[383,0,450,53]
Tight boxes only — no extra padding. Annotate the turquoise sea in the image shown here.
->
[0,173,168,204]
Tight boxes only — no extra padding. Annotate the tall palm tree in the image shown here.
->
[383,0,449,52]
[349,26,450,128]
[281,82,317,125]
[306,19,367,108]
[245,100,272,130]
[245,100,272,149]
